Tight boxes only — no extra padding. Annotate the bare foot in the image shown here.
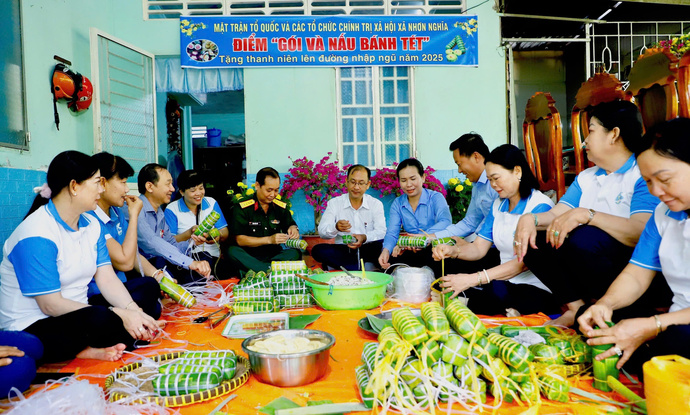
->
[546,300,586,327]
[76,344,126,361]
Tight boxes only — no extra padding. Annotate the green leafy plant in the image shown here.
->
[652,32,690,58]
[445,177,473,223]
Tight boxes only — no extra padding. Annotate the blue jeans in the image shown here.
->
[0,331,43,398]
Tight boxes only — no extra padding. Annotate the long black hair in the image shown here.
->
[25,151,98,219]
[485,144,539,199]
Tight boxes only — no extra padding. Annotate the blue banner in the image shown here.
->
[180,15,478,68]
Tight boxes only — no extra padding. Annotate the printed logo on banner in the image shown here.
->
[179,15,479,68]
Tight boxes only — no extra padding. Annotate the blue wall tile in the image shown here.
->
[0,167,46,249]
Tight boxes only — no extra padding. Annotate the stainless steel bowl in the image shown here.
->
[241,329,335,387]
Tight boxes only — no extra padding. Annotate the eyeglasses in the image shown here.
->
[348,180,368,187]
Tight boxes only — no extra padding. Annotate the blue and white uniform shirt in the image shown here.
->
[478,189,554,291]
[559,155,658,217]
[630,203,690,313]
[0,200,111,331]
[87,205,129,293]
[164,197,228,257]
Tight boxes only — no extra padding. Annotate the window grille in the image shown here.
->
[144,0,465,19]
[337,66,414,169]
[588,21,690,86]
[92,31,157,178]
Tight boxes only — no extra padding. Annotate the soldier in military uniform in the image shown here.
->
[227,167,301,273]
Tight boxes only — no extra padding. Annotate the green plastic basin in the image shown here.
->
[305,271,393,310]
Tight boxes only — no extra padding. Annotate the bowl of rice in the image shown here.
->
[241,329,335,387]
[304,271,393,310]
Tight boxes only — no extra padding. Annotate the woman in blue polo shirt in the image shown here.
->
[165,170,230,278]
[514,100,671,326]
[432,145,560,315]
[578,118,690,374]
[88,152,162,319]
[0,151,161,363]
[378,158,452,269]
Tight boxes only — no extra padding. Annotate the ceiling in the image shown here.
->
[500,0,690,50]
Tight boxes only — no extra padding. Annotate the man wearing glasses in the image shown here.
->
[311,164,387,271]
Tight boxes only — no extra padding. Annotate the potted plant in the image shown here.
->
[445,177,473,223]
[370,163,447,197]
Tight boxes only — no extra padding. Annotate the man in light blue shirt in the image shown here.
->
[432,133,501,275]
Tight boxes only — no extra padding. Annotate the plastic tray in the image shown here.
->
[221,312,290,338]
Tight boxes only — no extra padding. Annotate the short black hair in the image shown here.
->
[92,152,134,181]
[485,144,539,199]
[177,170,204,192]
[138,163,166,194]
[256,167,280,186]
[347,164,371,180]
[590,100,643,154]
[449,132,490,159]
[637,117,690,164]
[396,158,425,178]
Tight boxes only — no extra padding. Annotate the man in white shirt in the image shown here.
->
[312,165,387,270]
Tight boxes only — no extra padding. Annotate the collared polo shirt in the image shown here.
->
[165,196,228,257]
[436,169,498,240]
[0,200,110,331]
[382,188,452,253]
[136,195,192,268]
[317,193,387,244]
[230,196,297,258]
[86,205,129,295]
[559,155,658,217]
[630,203,690,313]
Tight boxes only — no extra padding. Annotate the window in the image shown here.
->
[337,67,414,168]
[0,0,28,149]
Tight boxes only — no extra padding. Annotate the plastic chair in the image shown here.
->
[523,92,565,200]
[571,73,633,174]
[628,48,679,132]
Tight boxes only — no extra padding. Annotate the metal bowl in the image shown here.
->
[241,329,335,387]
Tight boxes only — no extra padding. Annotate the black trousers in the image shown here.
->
[523,226,672,311]
[311,240,384,271]
[24,306,135,363]
[463,280,561,316]
[88,276,162,320]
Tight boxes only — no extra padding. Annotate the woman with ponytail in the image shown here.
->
[0,151,163,363]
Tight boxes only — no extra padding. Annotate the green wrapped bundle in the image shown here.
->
[341,234,355,244]
[440,334,469,365]
[310,267,325,274]
[476,378,487,404]
[158,363,223,380]
[411,384,430,408]
[438,378,459,404]
[547,337,575,362]
[153,372,221,396]
[208,227,220,240]
[420,301,450,342]
[482,356,510,382]
[397,235,428,248]
[183,350,235,359]
[490,379,518,403]
[455,36,466,53]
[592,344,619,392]
[275,293,312,309]
[270,260,308,274]
[193,211,220,236]
[232,300,275,315]
[392,308,429,346]
[361,342,382,372]
[519,380,540,404]
[235,278,271,290]
[159,274,196,308]
[170,357,236,380]
[431,360,455,384]
[569,338,591,364]
[487,333,534,372]
[445,37,456,50]
[529,344,564,365]
[444,298,487,340]
[453,357,482,383]
[509,365,531,383]
[354,365,375,409]
[391,380,418,408]
[284,239,308,251]
[400,358,425,389]
[378,326,403,354]
[242,270,256,281]
[272,281,308,295]
[415,338,442,366]
[471,335,498,365]
[500,325,553,338]
[232,287,274,302]
[539,373,569,403]
[431,237,456,248]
